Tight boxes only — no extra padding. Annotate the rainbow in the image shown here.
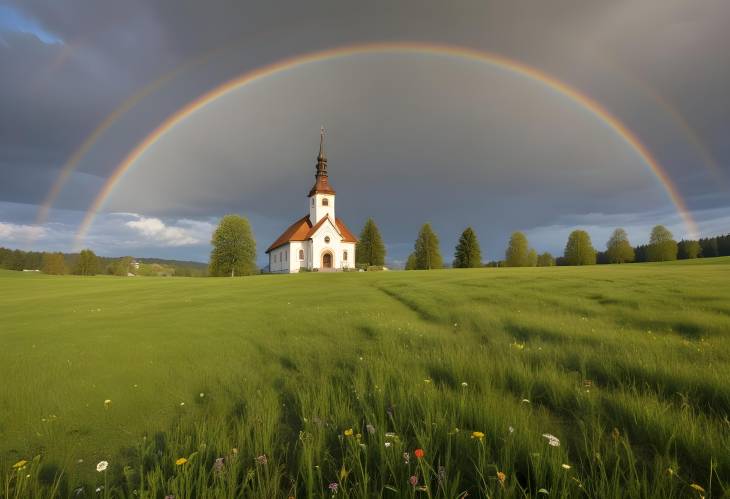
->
[71,41,699,247]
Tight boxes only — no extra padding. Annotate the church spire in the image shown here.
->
[316,126,328,177]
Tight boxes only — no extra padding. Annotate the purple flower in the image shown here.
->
[256,454,268,465]
[328,482,339,493]
[409,475,418,487]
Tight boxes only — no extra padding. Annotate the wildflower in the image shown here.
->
[175,458,188,466]
[690,483,705,493]
[508,426,515,434]
[541,433,560,447]
[328,482,339,493]
[366,424,376,434]
[471,431,485,441]
[256,454,268,465]
[666,467,674,477]
[213,457,225,472]
[497,471,506,485]
[424,379,431,384]
[461,382,468,387]
[385,432,397,438]
[344,428,354,437]
[231,448,238,455]
[74,487,84,496]
[12,460,28,469]
[385,442,392,448]
[77,459,84,464]
[180,402,185,406]
[562,464,571,469]
[521,399,530,404]
[199,392,205,398]
[96,486,104,492]
[403,452,410,464]
[96,461,109,472]
[414,448,425,459]
[104,399,111,408]
[409,475,418,486]
[611,427,620,440]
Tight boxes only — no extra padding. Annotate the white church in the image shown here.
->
[266,129,358,273]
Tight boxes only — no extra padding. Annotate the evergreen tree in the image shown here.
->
[537,252,555,266]
[413,223,443,270]
[505,232,529,267]
[74,249,101,275]
[647,225,678,261]
[564,230,596,265]
[606,228,635,263]
[453,227,482,268]
[678,240,702,259]
[209,215,257,277]
[41,252,67,275]
[405,253,417,270]
[355,218,386,266]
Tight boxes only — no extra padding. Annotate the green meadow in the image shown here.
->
[1,260,729,498]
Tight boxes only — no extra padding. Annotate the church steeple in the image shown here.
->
[308,126,336,197]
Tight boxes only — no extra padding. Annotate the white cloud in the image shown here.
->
[124,215,210,247]
[0,221,46,242]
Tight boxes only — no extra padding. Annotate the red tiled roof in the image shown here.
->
[266,215,312,253]
[267,214,358,253]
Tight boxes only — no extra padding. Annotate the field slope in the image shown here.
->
[1,260,729,498]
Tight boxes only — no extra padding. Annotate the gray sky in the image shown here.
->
[1,0,728,266]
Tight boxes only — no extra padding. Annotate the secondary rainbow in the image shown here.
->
[73,41,699,247]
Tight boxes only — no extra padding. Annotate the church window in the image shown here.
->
[285,252,287,261]
[299,249,304,260]
[343,251,348,261]
[324,236,330,243]
[322,198,329,206]
[311,198,314,206]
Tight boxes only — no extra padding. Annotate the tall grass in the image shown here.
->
[1,259,729,497]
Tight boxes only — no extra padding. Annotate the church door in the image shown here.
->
[322,252,333,269]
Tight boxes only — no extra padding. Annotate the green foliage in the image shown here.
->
[413,223,443,269]
[209,215,257,277]
[527,248,538,267]
[452,226,482,268]
[405,252,417,270]
[678,240,702,259]
[355,218,386,267]
[41,252,67,275]
[2,261,730,497]
[564,230,597,265]
[648,225,678,262]
[537,252,555,266]
[505,231,529,267]
[73,249,101,275]
[606,228,636,263]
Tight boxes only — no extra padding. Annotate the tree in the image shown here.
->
[527,248,538,267]
[647,225,678,261]
[505,232,529,267]
[453,227,482,268]
[678,240,702,259]
[74,249,101,275]
[537,252,555,267]
[209,215,257,277]
[564,230,596,265]
[41,252,67,275]
[606,228,635,263]
[405,253,417,270]
[413,223,443,270]
[356,218,386,267]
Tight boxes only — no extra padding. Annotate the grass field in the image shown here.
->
[1,260,729,498]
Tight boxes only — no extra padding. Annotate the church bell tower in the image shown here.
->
[308,127,336,224]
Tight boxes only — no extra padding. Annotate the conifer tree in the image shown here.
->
[405,253,417,270]
[414,223,443,270]
[209,215,257,277]
[453,227,482,268]
[356,218,386,267]
[606,228,635,263]
[505,232,529,267]
[564,230,596,265]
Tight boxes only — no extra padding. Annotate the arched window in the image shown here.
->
[343,251,348,261]
[322,198,329,206]
[299,249,304,260]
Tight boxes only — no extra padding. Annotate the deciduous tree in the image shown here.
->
[647,225,678,261]
[564,230,596,265]
[606,228,635,263]
[678,240,701,259]
[537,252,555,266]
[41,252,67,275]
[505,232,529,267]
[74,249,101,275]
[453,227,482,268]
[209,215,257,277]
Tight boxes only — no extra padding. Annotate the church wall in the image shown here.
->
[288,241,307,272]
[268,244,291,273]
[309,193,335,225]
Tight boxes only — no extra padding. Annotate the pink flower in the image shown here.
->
[409,475,418,487]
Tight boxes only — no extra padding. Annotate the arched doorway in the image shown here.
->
[321,251,333,269]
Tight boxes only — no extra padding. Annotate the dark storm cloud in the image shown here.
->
[0,0,728,261]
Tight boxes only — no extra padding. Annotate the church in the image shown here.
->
[266,129,358,273]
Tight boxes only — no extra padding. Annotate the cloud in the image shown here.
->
[0,221,46,242]
[124,214,212,247]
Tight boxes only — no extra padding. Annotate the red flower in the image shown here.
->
[414,448,425,459]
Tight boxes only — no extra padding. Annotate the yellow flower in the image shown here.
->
[12,460,28,469]
[344,428,354,437]
[175,457,188,466]
[690,483,705,493]
[471,431,485,440]
[497,471,506,484]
